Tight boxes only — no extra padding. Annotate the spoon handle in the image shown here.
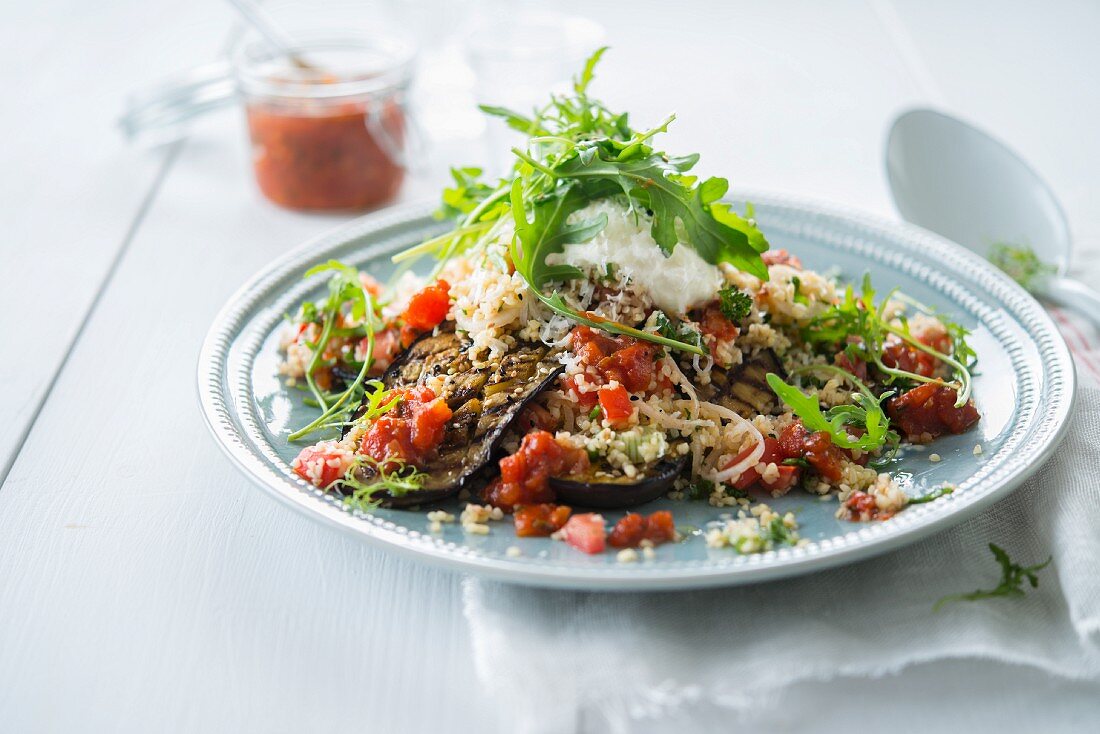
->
[1044,276,1100,329]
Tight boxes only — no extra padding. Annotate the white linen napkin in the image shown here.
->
[464,368,1100,732]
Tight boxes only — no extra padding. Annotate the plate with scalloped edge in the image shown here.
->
[197,191,1076,590]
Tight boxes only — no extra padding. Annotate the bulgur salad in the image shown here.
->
[280,50,980,558]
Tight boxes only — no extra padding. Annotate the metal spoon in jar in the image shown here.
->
[224,0,317,71]
[886,108,1100,326]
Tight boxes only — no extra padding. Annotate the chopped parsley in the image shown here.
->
[718,286,753,322]
[934,543,1051,611]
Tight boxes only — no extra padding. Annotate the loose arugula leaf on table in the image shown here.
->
[934,543,1051,611]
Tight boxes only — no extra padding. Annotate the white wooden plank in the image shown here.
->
[0,0,239,479]
[0,93,491,732]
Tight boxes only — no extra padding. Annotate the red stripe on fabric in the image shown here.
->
[1051,308,1100,382]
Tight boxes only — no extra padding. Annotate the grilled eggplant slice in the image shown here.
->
[343,323,563,507]
[549,450,688,509]
[697,349,785,418]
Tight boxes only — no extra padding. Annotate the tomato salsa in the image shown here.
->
[359,386,452,470]
[247,99,405,211]
[483,430,590,512]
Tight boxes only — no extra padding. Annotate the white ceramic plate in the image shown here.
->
[197,192,1075,590]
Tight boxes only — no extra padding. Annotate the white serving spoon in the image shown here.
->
[886,108,1100,325]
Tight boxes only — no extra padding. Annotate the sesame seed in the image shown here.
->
[973,444,983,455]
[929,453,942,463]
[505,546,522,558]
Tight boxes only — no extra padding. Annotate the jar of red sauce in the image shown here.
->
[234,34,414,211]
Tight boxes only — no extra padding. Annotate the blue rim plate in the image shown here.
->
[197,192,1076,590]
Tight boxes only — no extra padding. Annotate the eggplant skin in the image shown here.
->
[697,349,785,418]
[342,323,563,508]
[549,451,688,509]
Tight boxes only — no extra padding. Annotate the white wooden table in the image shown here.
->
[3,1,1099,731]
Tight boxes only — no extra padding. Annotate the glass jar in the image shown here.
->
[119,32,416,212]
[234,34,415,211]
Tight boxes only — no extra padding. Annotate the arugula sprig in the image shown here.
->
[288,260,383,442]
[804,273,974,407]
[934,543,1051,611]
[341,457,428,512]
[765,364,899,457]
[988,242,1055,292]
[908,484,955,505]
[392,47,769,356]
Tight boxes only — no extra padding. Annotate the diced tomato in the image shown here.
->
[516,403,557,433]
[779,420,846,482]
[514,503,572,537]
[729,437,779,490]
[881,337,940,378]
[764,466,801,494]
[608,511,677,549]
[697,302,739,342]
[291,441,356,488]
[484,431,590,512]
[641,510,676,544]
[359,386,452,469]
[724,437,802,495]
[357,327,401,373]
[601,343,660,393]
[881,322,952,379]
[557,513,607,554]
[834,350,868,382]
[569,326,661,395]
[843,490,878,521]
[399,280,451,346]
[762,249,803,268]
[598,384,635,427]
[886,383,980,442]
[608,513,645,548]
[561,375,599,409]
[402,280,451,329]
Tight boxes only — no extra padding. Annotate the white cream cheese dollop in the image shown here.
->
[550,199,723,315]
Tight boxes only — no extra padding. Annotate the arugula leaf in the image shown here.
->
[934,543,1051,610]
[718,286,753,322]
[509,181,604,290]
[804,272,974,407]
[574,45,608,93]
[765,367,898,454]
[548,148,769,279]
